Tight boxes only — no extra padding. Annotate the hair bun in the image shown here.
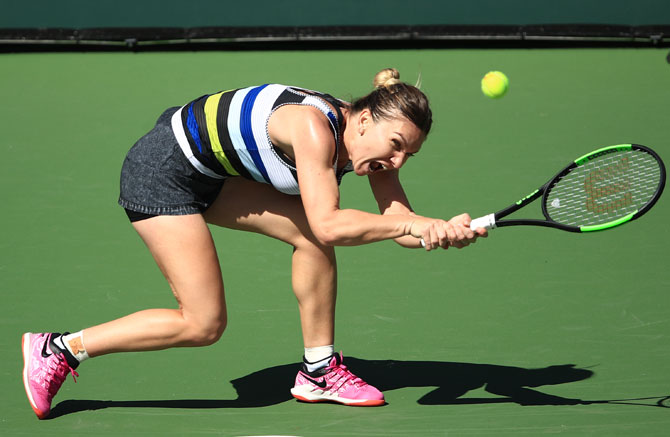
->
[373,68,401,89]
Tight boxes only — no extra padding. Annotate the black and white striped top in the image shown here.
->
[171,84,351,195]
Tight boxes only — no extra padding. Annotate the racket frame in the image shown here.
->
[478,144,666,233]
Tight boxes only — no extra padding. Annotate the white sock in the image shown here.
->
[304,345,334,372]
[62,331,90,364]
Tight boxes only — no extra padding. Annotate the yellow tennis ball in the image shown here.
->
[481,71,509,98]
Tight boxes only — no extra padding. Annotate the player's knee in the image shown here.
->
[187,315,227,347]
[293,233,335,258]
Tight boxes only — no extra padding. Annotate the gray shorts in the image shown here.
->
[118,107,225,217]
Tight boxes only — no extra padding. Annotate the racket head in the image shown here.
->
[541,144,665,232]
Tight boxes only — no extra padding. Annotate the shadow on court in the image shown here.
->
[46,357,670,419]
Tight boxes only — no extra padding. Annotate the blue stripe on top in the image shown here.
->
[239,84,270,184]
[186,102,203,153]
[227,87,266,183]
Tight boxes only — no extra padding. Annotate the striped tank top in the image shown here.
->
[171,84,350,195]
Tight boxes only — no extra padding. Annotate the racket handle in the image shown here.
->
[470,213,496,231]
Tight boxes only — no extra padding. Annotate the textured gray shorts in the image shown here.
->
[118,107,225,217]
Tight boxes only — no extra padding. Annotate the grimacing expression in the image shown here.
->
[350,111,425,176]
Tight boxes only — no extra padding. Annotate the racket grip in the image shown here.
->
[470,213,496,231]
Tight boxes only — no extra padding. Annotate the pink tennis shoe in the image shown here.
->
[291,352,384,406]
[22,332,78,419]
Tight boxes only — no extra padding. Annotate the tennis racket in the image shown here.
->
[468,144,665,233]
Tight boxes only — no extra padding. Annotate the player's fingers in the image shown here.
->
[457,225,476,248]
[437,222,449,248]
[460,222,476,240]
[453,222,467,243]
[429,224,441,251]
[444,222,461,248]
[422,224,435,251]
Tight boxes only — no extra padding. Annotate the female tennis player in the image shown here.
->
[22,68,486,418]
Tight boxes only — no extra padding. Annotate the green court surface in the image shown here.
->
[1,48,669,435]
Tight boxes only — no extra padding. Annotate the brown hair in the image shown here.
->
[351,68,432,135]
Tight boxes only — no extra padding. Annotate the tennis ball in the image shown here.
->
[481,71,509,98]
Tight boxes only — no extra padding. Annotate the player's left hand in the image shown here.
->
[444,213,487,248]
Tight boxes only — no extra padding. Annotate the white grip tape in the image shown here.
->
[469,213,496,231]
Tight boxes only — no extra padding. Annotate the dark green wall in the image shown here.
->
[2,0,669,28]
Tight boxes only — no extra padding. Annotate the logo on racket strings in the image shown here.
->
[584,156,633,213]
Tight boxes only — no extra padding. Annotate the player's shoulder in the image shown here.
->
[268,103,336,157]
[273,104,334,135]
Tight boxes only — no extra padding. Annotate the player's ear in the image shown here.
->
[358,109,371,135]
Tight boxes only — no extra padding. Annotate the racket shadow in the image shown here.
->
[46,357,667,419]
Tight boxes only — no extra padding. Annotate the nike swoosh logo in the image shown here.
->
[303,375,328,388]
[41,336,53,358]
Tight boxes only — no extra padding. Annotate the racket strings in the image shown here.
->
[545,150,661,226]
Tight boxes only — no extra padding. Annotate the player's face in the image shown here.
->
[347,109,425,176]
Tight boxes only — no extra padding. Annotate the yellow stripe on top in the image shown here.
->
[205,91,239,176]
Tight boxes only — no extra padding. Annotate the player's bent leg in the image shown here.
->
[22,214,228,419]
[84,214,228,355]
[204,177,336,347]
[204,178,384,406]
